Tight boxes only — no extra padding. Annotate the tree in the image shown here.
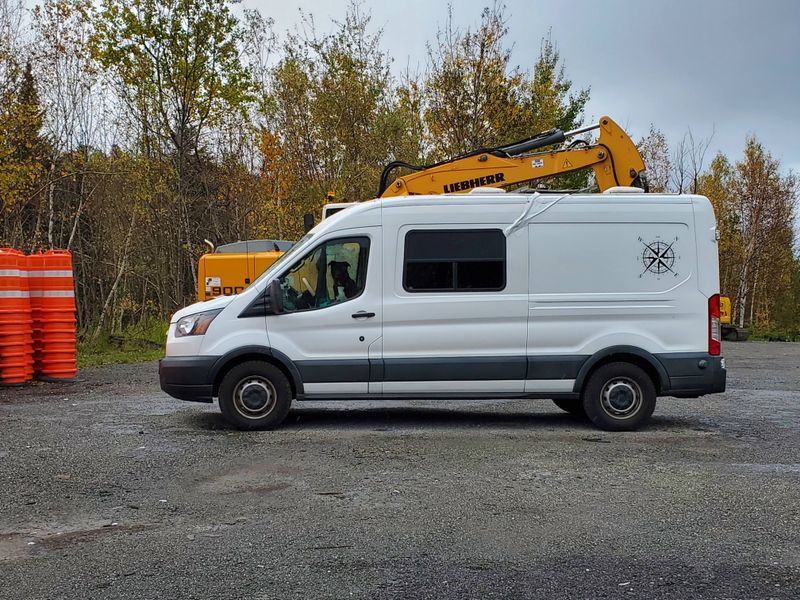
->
[728,138,797,328]
[700,139,798,330]
[0,61,49,247]
[697,153,738,292]
[422,5,589,188]
[424,4,523,158]
[93,0,256,294]
[518,32,589,138]
[263,2,424,237]
[93,0,253,166]
[32,0,99,153]
[638,126,671,193]
[670,128,714,194]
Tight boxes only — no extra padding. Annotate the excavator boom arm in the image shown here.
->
[379,116,646,197]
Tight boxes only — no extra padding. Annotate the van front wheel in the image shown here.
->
[218,361,292,430]
[582,362,656,431]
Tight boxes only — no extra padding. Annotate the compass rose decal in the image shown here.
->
[638,236,679,278]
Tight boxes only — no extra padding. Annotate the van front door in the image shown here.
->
[266,230,381,397]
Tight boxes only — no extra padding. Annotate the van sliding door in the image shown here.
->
[380,207,529,396]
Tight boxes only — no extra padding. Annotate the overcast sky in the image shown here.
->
[245,0,800,175]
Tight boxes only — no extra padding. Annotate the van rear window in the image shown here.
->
[403,229,506,292]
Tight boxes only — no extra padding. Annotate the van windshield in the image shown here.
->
[251,232,315,287]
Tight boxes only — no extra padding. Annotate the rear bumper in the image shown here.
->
[159,356,219,403]
[656,353,726,398]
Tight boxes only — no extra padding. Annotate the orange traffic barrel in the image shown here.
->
[28,250,77,380]
[0,248,34,384]
[27,252,46,374]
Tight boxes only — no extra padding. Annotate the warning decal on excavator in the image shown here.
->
[562,158,573,169]
[532,159,544,168]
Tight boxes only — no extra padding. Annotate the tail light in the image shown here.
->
[708,294,721,356]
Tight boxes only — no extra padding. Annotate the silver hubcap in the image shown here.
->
[233,376,277,419]
[600,377,642,419]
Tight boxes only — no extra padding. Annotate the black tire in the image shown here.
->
[551,398,586,418]
[581,362,656,431]
[218,361,292,430]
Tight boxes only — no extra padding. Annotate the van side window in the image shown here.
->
[278,237,369,312]
[403,229,506,292]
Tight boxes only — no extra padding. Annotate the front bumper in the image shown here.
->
[656,353,726,398]
[159,356,220,402]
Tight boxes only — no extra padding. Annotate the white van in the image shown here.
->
[159,190,726,431]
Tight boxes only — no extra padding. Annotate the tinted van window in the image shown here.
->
[403,229,506,292]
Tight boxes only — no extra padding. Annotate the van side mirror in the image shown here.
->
[266,279,284,314]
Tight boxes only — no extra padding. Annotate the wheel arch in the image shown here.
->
[210,346,303,399]
[573,345,669,395]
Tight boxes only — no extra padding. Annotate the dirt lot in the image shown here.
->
[1,342,799,599]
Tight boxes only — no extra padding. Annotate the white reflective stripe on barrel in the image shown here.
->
[28,290,75,297]
[0,269,21,276]
[27,270,73,277]
[0,290,30,297]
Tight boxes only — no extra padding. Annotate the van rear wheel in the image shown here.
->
[218,361,292,430]
[551,398,586,418]
[582,362,656,431]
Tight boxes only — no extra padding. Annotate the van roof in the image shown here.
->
[313,192,701,235]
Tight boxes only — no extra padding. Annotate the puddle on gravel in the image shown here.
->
[0,519,152,561]
[0,534,28,561]
[195,461,303,495]
[197,471,294,495]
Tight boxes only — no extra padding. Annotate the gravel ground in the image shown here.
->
[0,342,799,599]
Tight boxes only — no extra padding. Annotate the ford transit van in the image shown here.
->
[159,190,726,431]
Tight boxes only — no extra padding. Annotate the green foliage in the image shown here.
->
[423,7,589,190]
[424,4,524,158]
[78,317,167,367]
[0,61,49,217]
[92,0,254,163]
[748,326,800,343]
[262,3,425,237]
[770,260,800,338]
[637,126,671,193]
[519,33,590,136]
[699,138,798,331]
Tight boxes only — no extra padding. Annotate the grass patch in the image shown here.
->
[747,325,800,342]
[78,318,168,368]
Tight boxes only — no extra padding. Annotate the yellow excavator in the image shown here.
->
[197,115,647,300]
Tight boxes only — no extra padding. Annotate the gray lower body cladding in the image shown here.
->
[159,350,725,403]
[158,355,216,402]
[655,353,726,397]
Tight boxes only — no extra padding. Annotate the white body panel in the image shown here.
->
[527,200,704,355]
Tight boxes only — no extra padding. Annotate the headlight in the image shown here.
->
[175,309,222,337]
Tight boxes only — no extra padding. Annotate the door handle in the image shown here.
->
[351,311,375,319]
